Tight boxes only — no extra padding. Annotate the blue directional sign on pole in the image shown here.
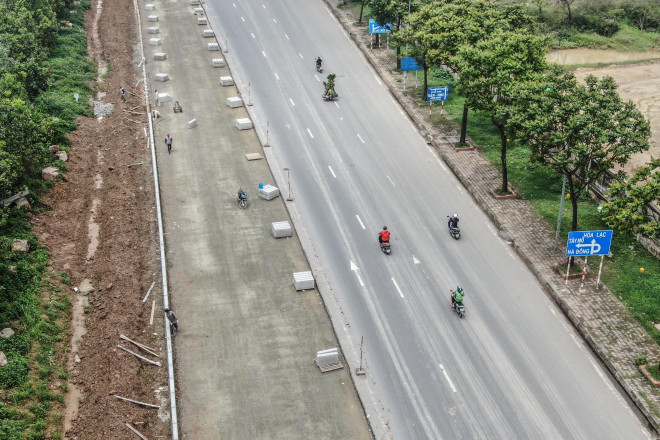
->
[401,57,422,71]
[427,86,449,102]
[565,230,613,257]
[369,18,392,34]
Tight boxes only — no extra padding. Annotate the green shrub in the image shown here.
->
[0,356,29,388]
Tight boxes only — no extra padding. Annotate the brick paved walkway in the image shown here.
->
[327,2,660,434]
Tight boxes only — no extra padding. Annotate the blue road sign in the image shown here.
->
[427,86,449,102]
[565,230,613,257]
[401,57,422,71]
[369,19,392,34]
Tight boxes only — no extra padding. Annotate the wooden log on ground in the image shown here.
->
[114,395,160,409]
[119,334,159,357]
[118,345,161,366]
[125,422,150,440]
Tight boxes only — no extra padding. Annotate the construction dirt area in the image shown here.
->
[27,0,660,438]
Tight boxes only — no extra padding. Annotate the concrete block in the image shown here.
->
[149,38,162,46]
[147,27,159,34]
[258,184,279,200]
[55,151,68,162]
[147,15,158,22]
[158,93,172,103]
[188,119,197,129]
[42,166,59,181]
[154,73,170,82]
[145,4,155,11]
[203,29,215,38]
[12,239,29,253]
[190,0,200,4]
[212,58,225,67]
[15,197,30,211]
[219,76,234,86]
[49,144,60,152]
[197,17,208,25]
[272,221,292,238]
[193,7,204,15]
[153,52,167,61]
[315,348,339,367]
[226,97,243,108]
[207,42,220,51]
[294,271,315,291]
[235,118,253,130]
[0,328,15,338]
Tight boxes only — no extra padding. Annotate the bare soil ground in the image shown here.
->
[574,59,660,172]
[29,0,169,438]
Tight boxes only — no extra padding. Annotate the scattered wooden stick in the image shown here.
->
[122,109,146,115]
[142,281,156,303]
[128,162,144,168]
[124,117,145,124]
[150,300,155,326]
[129,90,144,99]
[114,395,160,409]
[119,334,159,357]
[130,105,140,111]
[125,422,149,440]
[118,345,161,366]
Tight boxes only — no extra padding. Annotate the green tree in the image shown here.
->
[601,158,660,237]
[509,67,651,231]
[453,30,547,195]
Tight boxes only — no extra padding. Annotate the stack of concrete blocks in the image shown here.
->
[149,38,162,46]
[158,93,172,103]
[193,7,204,15]
[203,29,215,38]
[271,221,292,238]
[145,4,155,11]
[226,97,243,108]
[198,17,208,25]
[212,58,225,68]
[148,15,158,22]
[293,271,314,291]
[188,119,198,129]
[235,118,253,130]
[148,27,159,34]
[154,53,167,61]
[219,76,234,86]
[258,184,279,200]
[208,42,220,51]
[154,73,170,82]
[190,0,200,4]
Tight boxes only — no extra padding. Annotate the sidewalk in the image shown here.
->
[139,1,372,439]
[327,1,660,435]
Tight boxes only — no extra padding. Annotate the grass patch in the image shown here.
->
[547,23,660,51]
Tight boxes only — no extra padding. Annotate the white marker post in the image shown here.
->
[596,255,605,289]
[579,256,589,292]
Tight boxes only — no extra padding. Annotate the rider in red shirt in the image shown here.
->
[379,226,391,243]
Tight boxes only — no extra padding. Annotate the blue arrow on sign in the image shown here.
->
[427,86,449,102]
[565,230,613,256]
[401,57,422,71]
[369,18,392,34]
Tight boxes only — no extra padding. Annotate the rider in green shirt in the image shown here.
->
[452,286,464,309]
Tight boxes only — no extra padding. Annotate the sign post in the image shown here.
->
[401,57,422,90]
[564,230,613,290]
[427,86,449,115]
[368,19,392,50]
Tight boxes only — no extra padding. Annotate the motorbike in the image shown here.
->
[447,216,461,239]
[379,240,391,255]
[450,289,465,318]
[237,188,248,209]
[316,58,323,73]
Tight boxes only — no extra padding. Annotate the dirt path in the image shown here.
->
[30,0,169,438]
[574,59,660,172]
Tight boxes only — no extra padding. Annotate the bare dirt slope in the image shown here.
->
[575,59,660,172]
[30,0,169,438]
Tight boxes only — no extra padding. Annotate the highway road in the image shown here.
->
[203,1,651,438]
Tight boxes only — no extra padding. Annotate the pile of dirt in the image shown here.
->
[30,0,169,437]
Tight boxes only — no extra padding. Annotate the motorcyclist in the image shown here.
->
[316,57,322,69]
[448,214,459,229]
[451,286,464,309]
[237,187,247,200]
[378,226,390,244]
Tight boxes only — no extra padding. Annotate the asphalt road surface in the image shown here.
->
[204,0,652,438]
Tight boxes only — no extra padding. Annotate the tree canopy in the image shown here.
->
[509,67,651,230]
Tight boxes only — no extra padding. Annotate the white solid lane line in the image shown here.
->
[289,98,295,106]
[391,277,404,298]
[328,166,336,178]
[357,133,365,144]
[439,364,457,393]
[355,215,366,230]
[387,175,395,187]
[307,128,314,138]
[350,261,365,287]
[374,75,382,85]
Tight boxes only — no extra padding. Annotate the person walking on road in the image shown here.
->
[164,308,178,335]
[154,89,159,107]
[165,133,173,154]
[120,86,126,102]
